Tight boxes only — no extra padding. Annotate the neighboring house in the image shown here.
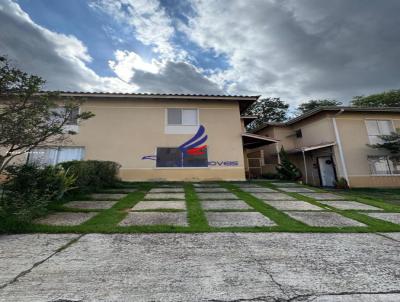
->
[251,107,400,188]
[11,92,275,181]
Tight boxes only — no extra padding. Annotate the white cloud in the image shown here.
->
[90,0,181,60]
[108,50,160,82]
[183,0,400,104]
[0,0,135,92]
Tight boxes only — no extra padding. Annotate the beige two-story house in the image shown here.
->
[10,92,274,181]
[252,107,400,188]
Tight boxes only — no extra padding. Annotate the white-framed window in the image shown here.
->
[28,146,85,166]
[156,147,208,168]
[365,120,394,144]
[51,107,79,125]
[368,155,400,175]
[167,108,198,126]
[51,107,80,133]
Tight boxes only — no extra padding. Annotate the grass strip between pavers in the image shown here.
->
[184,183,210,230]
[261,181,400,232]
[220,182,309,230]
[3,181,400,234]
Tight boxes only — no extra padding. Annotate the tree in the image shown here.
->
[0,56,94,174]
[351,89,400,107]
[368,129,400,154]
[276,146,302,181]
[245,97,289,130]
[297,99,342,114]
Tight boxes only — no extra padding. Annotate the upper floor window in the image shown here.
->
[167,108,198,126]
[365,120,393,144]
[295,129,303,138]
[51,107,79,125]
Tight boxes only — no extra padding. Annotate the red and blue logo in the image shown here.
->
[141,125,207,160]
[141,125,239,167]
[178,125,208,156]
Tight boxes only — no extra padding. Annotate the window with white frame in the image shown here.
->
[167,108,198,126]
[365,120,393,144]
[28,147,85,166]
[368,156,400,175]
[51,107,79,125]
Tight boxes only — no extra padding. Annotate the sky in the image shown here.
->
[1,0,400,107]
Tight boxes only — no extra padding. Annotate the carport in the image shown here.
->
[242,133,279,178]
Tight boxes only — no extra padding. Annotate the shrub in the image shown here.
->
[58,160,121,192]
[0,164,76,222]
[334,177,349,189]
[276,147,302,181]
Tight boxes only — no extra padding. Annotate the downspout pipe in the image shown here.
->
[332,109,350,186]
[302,149,308,184]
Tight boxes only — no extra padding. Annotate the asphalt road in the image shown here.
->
[1,233,400,301]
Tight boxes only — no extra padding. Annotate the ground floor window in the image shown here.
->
[28,147,85,166]
[156,147,208,168]
[368,155,400,175]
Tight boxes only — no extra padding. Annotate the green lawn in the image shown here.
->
[2,181,400,234]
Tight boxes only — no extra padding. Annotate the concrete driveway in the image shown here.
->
[1,233,399,301]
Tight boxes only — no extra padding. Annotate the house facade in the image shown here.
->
[15,92,272,181]
[252,107,400,188]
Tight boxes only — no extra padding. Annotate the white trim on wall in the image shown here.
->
[332,115,350,185]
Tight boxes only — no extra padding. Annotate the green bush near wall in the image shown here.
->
[58,160,121,193]
[0,164,75,222]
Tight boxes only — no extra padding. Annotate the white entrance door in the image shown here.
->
[318,156,336,187]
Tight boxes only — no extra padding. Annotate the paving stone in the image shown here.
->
[132,201,186,210]
[201,200,252,210]
[285,211,366,227]
[240,187,277,193]
[273,182,301,187]
[299,192,343,200]
[366,213,400,225]
[194,187,229,192]
[157,184,183,188]
[149,188,184,193]
[318,200,382,211]
[206,212,276,227]
[234,183,262,188]
[64,200,117,210]
[90,193,127,200]
[119,212,188,226]
[102,188,137,193]
[251,192,295,200]
[34,212,97,226]
[279,187,316,193]
[144,193,185,200]
[193,183,220,188]
[263,200,323,211]
[197,192,239,200]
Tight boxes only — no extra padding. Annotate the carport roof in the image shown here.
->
[242,133,279,149]
[286,142,336,154]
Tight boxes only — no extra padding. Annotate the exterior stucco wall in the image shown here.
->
[335,112,400,187]
[257,111,400,188]
[60,98,245,181]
